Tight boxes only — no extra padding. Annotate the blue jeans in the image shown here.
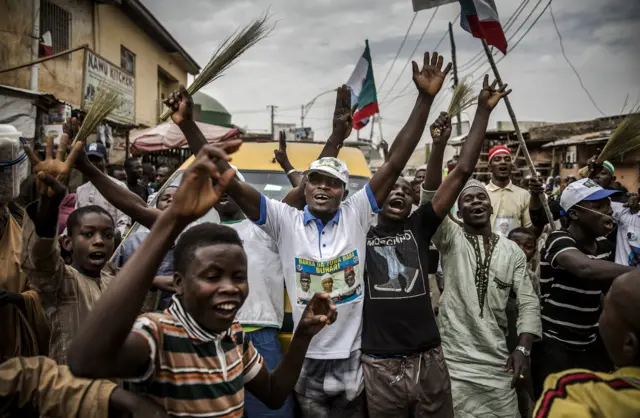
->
[244,327,295,418]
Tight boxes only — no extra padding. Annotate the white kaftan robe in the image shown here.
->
[429,204,541,417]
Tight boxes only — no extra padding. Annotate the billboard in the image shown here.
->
[83,50,135,125]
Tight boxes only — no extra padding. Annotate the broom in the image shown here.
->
[431,79,476,138]
[159,13,275,122]
[70,86,122,147]
[578,112,640,178]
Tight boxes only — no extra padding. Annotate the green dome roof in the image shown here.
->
[193,91,230,115]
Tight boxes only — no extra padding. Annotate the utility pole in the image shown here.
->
[449,21,462,136]
[267,105,278,138]
[300,104,305,128]
[30,0,40,91]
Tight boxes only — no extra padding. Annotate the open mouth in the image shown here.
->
[213,302,239,317]
[88,252,106,263]
[314,194,330,203]
[471,207,486,215]
[219,195,229,203]
[389,198,405,210]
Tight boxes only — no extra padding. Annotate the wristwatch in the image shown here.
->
[515,346,531,357]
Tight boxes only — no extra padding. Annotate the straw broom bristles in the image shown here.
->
[431,79,476,137]
[578,112,640,178]
[71,87,122,147]
[160,13,275,122]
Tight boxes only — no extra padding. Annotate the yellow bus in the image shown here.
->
[113,141,372,350]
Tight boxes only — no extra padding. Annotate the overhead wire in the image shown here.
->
[381,11,461,108]
[457,0,531,72]
[379,7,440,103]
[377,12,418,92]
[549,3,606,116]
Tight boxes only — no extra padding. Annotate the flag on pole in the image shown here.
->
[412,0,507,54]
[346,40,379,130]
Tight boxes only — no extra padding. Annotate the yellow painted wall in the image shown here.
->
[95,4,188,127]
[0,0,93,107]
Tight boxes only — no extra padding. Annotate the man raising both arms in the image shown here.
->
[171,51,452,417]
[361,77,509,417]
[424,77,542,417]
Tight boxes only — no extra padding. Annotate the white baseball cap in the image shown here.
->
[305,157,349,185]
[560,178,618,211]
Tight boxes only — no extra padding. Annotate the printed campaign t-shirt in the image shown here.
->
[612,201,640,266]
[256,185,380,359]
[362,202,443,355]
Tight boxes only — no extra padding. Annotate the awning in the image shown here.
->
[541,132,611,148]
[130,121,240,152]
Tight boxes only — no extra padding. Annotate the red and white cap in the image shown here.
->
[488,145,512,163]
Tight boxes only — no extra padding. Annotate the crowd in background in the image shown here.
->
[0,50,638,418]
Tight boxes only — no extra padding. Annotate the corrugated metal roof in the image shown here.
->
[541,131,611,148]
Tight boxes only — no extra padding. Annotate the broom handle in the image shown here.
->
[481,40,555,230]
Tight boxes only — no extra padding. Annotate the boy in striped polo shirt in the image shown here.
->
[69,144,338,417]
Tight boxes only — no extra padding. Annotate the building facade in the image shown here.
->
[0,0,199,129]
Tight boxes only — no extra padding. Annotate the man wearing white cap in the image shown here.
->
[170,51,453,417]
[532,178,635,397]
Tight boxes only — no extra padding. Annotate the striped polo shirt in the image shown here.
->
[539,230,612,348]
[126,295,263,417]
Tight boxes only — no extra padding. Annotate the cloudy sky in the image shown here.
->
[142,0,640,146]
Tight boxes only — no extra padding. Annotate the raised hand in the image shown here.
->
[163,85,194,126]
[478,75,512,111]
[430,112,452,144]
[24,134,82,198]
[273,131,289,167]
[528,176,545,194]
[297,292,337,337]
[169,141,241,223]
[332,85,358,140]
[412,52,452,98]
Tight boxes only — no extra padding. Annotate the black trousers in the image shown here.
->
[531,336,614,399]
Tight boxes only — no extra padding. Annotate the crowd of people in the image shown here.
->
[0,50,638,418]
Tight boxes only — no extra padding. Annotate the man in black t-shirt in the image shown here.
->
[124,157,149,202]
[361,76,509,417]
[531,178,635,397]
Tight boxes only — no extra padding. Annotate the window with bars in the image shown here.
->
[40,0,72,57]
[121,46,135,74]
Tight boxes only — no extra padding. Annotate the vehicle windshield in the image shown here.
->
[123,169,369,237]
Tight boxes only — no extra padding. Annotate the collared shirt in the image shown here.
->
[486,180,532,238]
[21,205,113,365]
[533,367,640,418]
[256,184,380,359]
[127,295,263,417]
[0,356,117,417]
[612,201,640,266]
[75,176,131,237]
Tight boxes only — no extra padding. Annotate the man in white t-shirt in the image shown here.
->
[219,52,452,417]
[164,50,452,417]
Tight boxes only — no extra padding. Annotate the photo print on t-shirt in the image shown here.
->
[295,250,363,305]
[366,230,426,300]
[494,216,514,238]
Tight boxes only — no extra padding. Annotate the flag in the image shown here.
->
[39,31,53,57]
[346,40,379,130]
[412,0,507,54]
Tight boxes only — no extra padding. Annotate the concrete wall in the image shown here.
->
[0,0,93,107]
[95,4,187,127]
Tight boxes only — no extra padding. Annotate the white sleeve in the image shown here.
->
[254,194,299,243]
[432,214,462,254]
[611,201,625,223]
[342,183,381,232]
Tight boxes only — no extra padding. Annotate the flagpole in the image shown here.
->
[480,39,555,229]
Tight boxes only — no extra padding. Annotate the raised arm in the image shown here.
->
[369,52,451,206]
[74,150,161,229]
[68,145,238,379]
[274,131,303,187]
[165,86,262,220]
[279,85,356,210]
[422,112,452,192]
[21,135,82,297]
[430,76,510,218]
